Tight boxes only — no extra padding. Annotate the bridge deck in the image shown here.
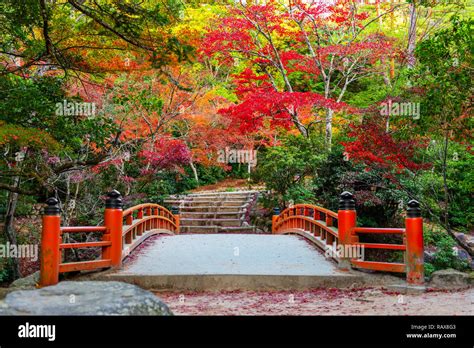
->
[104,234,364,290]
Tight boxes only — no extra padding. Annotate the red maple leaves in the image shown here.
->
[342,119,431,174]
[219,89,350,133]
[139,137,191,173]
[202,0,394,137]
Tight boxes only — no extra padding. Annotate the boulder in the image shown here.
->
[454,247,472,262]
[9,271,39,289]
[424,250,436,263]
[0,281,172,315]
[429,269,471,289]
[454,232,474,254]
[451,246,473,270]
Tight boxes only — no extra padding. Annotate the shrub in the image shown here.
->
[313,144,408,227]
[423,225,470,277]
[251,134,325,208]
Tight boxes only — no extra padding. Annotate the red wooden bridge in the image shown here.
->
[39,190,424,288]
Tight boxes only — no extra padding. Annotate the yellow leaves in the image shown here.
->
[171,5,222,37]
[0,121,60,152]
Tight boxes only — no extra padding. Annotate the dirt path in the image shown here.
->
[155,287,474,315]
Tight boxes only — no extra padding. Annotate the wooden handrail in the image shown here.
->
[273,215,339,238]
[122,215,178,236]
[277,204,338,219]
[351,227,405,234]
[60,241,112,249]
[271,193,424,285]
[40,193,180,287]
[123,203,174,219]
[60,226,107,233]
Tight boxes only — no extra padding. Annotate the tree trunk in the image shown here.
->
[407,2,417,69]
[189,160,199,184]
[325,108,333,150]
[3,176,21,279]
[442,130,450,232]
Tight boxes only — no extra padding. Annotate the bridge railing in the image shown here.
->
[272,204,340,260]
[272,192,424,285]
[39,190,180,287]
[121,203,179,259]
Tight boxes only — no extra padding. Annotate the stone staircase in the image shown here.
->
[164,191,259,233]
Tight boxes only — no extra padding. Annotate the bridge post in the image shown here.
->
[171,206,180,234]
[104,190,123,268]
[272,207,280,234]
[337,192,356,270]
[405,200,424,285]
[40,198,61,287]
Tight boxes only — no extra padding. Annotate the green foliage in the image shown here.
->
[344,76,391,108]
[0,234,11,283]
[412,16,473,135]
[0,264,10,283]
[196,164,227,185]
[0,0,192,73]
[0,122,60,152]
[135,163,227,205]
[417,142,474,232]
[0,75,118,152]
[252,135,326,208]
[313,143,408,227]
[423,225,470,276]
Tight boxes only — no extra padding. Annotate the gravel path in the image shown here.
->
[155,287,474,315]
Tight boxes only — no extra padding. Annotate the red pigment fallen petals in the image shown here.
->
[155,288,473,315]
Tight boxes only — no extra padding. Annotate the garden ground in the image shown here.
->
[155,287,474,315]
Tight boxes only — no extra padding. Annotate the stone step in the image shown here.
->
[166,193,257,203]
[176,190,257,197]
[179,212,244,219]
[179,225,256,234]
[177,200,247,207]
[178,206,246,213]
[165,195,250,200]
[163,190,259,234]
[189,197,249,202]
[164,199,249,207]
[180,218,243,227]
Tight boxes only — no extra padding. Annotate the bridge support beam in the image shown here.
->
[104,190,123,268]
[39,198,61,287]
[405,200,424,285]
[337,192,356,270]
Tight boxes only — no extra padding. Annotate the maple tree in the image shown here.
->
[342,116,430,175]
[202,0,395,147]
